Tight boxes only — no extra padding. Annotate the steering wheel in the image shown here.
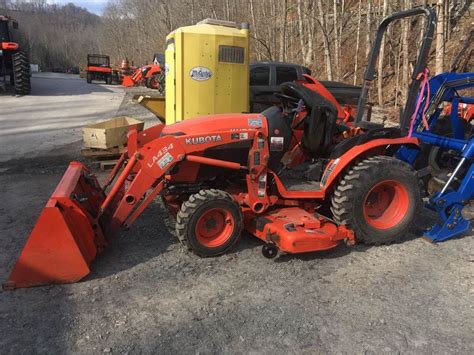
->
[274,92,300,111]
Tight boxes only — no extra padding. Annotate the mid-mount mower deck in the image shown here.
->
[5,7,436,289]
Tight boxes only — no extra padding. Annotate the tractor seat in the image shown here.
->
[280,82,338,157]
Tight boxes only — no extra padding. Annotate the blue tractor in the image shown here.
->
[397,71,473,242]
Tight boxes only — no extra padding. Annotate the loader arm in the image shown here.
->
[101,129,263,234]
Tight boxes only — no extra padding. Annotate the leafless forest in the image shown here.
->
[2,0,472,107]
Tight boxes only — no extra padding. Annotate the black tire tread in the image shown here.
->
[12,51,31,95]
[175,189,242,256]
[331,155,420,245]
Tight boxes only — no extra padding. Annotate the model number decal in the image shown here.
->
[147,143,174,168]
[158,152,174,169]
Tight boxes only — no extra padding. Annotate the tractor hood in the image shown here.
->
[161,112,267,136]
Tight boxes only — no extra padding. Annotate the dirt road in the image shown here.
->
[0,74,473,354]
[0,73,128,162]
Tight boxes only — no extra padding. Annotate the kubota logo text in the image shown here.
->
[185,135,223,145]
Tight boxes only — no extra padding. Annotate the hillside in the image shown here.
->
[2,0,472,109]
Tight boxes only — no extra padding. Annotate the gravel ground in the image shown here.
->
[0,75,473,354]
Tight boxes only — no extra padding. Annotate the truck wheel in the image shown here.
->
[176,189,243,257]
[12,51,31,95]
[86,72,92,83]
[331,156,421,245]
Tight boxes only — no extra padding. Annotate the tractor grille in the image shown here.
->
[218,46,245,64]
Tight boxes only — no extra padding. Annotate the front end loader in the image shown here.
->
[0,15,30,95]
[5,7,436,289]
[122,63,164,94]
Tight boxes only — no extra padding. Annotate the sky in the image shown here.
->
[52,0,108,15]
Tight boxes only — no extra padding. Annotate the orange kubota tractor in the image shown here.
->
[122,54,165,93]
[4,8,434,289]
[0,15,30,95]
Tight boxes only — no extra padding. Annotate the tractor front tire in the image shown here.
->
[146,72,165,95]
[176,189,243,257]
[12,51,31,95]
[331,156,421,245]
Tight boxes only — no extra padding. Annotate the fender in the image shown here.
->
[144,64,162,78]
[320,136,419,189]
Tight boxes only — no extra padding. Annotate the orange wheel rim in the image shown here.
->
[195,208,234,247]
[363,180,409,230]
[149,77,159,89]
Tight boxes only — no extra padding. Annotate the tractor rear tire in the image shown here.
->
[176,189,243,257]
[331,156,421,245]
[12,51,31,95]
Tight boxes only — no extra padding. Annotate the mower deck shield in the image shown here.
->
[3,162,106,290]
[245,207,354,253]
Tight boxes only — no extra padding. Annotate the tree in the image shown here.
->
[377,0,389,106]
[316,0,333,80]
[435,0,446,74]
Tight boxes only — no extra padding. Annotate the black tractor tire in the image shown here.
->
[176,189,243,257]
[331,155,421,245]
[146,72,165,95]
[86,72,92,83]
[12,51,31,95]
[111,72,120,84]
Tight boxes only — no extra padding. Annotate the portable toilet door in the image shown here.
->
[165,37,176,123]
[165,19,249,125]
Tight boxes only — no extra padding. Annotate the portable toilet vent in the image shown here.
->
[165,19,250,124]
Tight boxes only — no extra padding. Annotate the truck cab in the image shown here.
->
[250,61,310,112]
[249,61,362,113]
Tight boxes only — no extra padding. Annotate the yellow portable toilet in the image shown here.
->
[165,19,249,125]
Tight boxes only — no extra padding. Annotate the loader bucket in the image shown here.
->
[3,162,106,290]
[122,75,135,87]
